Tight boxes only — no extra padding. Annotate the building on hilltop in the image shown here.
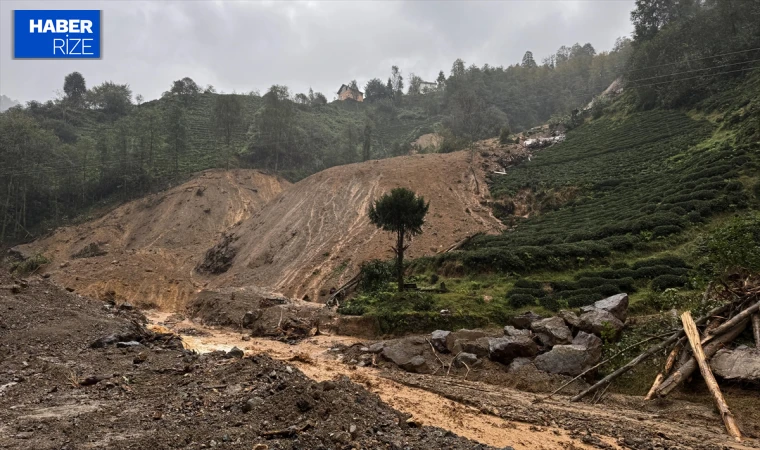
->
[337,84,364,102]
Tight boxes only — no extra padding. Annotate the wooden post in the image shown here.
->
[681,311,742,442]
[752,314,760,348]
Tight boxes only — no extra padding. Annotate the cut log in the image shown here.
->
[645,337,684,400]
[703,300,760,345]
[655,319,748,397]
[681,311,742,442]
[752,313,760,348]
[570,302,731,403]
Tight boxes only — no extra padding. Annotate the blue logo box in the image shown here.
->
[14,10,101,59]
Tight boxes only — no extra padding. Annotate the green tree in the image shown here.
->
[521,51,537,68]
[436,70,446,88]
[213,94,243,169]
[407,73,422,95]
[368,188,429,292]
[364,78,390,102]
[167,77,201,105]
[87,81,132,118]
[63,72,87,107]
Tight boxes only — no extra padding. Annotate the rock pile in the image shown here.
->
[376,293,630,377]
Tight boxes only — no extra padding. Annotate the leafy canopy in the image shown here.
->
[368,187,429,237]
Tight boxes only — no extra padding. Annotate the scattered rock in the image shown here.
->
[558,309,582,329]
[453,352,478,368]
[430,330,451,353]
[227,347,244,358]
[488,336,539,365]
[445,329,487,353]
[510,311,543,329]
[116,341,143,348]
[711,346,760,382]
[119,302,134,311]
[398,355,431,374]
[530,317,572,346]
[457,337,490,358]
[581,293,629,322]
[578,309,624,339]
[503,326,532,337]
[367,342,385,354]
[534,345,594,376]
[242,311,256,328]
[507,357,534,373]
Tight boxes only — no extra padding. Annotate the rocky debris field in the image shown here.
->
[351,294,630,382]
[0,271,504,449]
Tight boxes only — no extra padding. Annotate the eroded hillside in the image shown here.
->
[207,150,505,302]
[15,169,289,310]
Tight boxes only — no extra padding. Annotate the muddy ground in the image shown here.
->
[0,272,500,450]
[3,270,760,449]
[150,312,760,450]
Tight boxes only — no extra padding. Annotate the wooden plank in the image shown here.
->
[752,313,760,348]
[681,311,742,442]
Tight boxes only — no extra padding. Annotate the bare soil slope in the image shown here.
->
[210,150,504,302]
[15,169,288,311]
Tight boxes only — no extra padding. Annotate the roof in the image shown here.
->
[337,84,364,95]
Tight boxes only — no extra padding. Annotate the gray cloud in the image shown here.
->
[0,0,633,104]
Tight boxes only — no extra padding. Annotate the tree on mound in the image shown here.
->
[368,188,429,292]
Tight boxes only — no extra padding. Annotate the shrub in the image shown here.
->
[704,212,760,275]
[499,125,512,144]
[10,254,49,275]
[359,259,394,292]
[508,293,536,308]
[651,275,688,291]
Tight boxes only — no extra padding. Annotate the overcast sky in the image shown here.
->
[0,0,634,104]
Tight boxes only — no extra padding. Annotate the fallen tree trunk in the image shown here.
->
[752,313,760,348]
[655,318,748,397]
[681,311,742,441]
[702,300,760,345]
[571,303,731,403]
[645,337,684,400]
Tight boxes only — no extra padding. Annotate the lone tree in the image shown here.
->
[368,188,429,292]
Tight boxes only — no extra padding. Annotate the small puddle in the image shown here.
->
[147,312,612,449]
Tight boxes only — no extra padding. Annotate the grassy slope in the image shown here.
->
[343,71,760,334]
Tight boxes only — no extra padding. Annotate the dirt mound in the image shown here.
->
[207,150,504,302]
[14,169,288,311]
[0,271,498,450]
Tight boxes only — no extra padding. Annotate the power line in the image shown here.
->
[624,47,760,73]
[628,58,760,83]
[629,65,760,89]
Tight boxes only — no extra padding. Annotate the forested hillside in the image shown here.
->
[0,41,627,244]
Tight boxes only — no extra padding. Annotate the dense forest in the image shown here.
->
[0,37,629,243]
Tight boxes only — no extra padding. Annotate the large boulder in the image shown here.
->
[504,325,532,337]
[530,317,572,347]
[710,346,760,382]
[430,330,451,353]
[572,331,603,364]
[507,357,535,373]
[381,336,427,372]
[534,344,595,376]
[578,309,624,339]
[458,337,491,358]
[445,329,488,353]
[581,294,629,322]
[398,355,432,374]
[510,311,543,330]
[488,336,538,365]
